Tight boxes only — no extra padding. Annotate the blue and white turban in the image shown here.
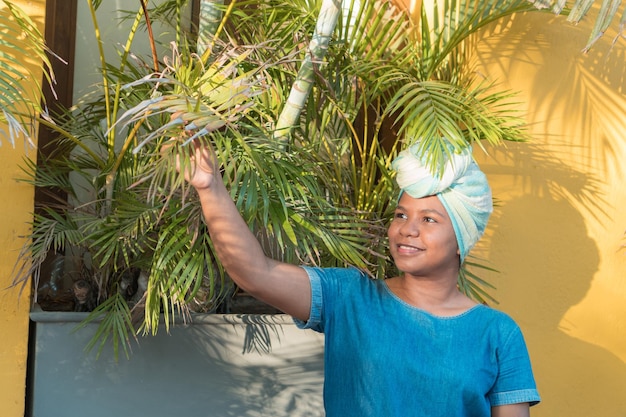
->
[391,142,493,263]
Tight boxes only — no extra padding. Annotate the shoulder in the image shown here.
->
[473,305,520,326]
[301,266,381,305]
[302,266,371,287]
[468,305,526,343]
[295,266,375,331]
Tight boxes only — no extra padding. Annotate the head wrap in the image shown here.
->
[391,141,493,263]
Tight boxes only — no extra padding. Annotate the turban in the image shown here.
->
[391,142,493,263]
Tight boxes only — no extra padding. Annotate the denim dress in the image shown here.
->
[295,267,541,417]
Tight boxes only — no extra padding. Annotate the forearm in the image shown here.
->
[194,179,311,319]
[196,179,270,291]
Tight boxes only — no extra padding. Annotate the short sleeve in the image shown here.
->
[489,324,541,407]
[293,266,324,332]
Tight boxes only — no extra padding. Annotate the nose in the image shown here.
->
[398,218,420,237]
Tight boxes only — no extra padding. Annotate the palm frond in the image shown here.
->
[143,211,217,334]
[82,194,159,271]
[458,256,499,305]
[0,1,57,148]
[74,292,136,360]
[420,0,536,74]
[381,79,522,172]
[114,42,266,154]
[11,208,82,298]
[528,0,626,51]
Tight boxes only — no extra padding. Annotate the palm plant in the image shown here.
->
[13,0,386,358]
[13,1,196,357]
[14,0,571,357]
[130,0,535,310]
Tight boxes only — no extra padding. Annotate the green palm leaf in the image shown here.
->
[458,256,499,305]
[0,1,56,147]
[143,210,217,334]
[11,208,82,297]
[74,293,136,360]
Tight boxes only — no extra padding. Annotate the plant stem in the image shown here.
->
[103,6,145,213]
[199,0,237,61]
[87,0,111,139]
[197,0,224,56]
[273,0,341,148]
[36,117,105,169]
[140,0,160,72]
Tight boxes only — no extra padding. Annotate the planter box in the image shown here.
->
[29,306,325,417]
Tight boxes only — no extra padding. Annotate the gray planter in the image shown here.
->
[29,306,325,417]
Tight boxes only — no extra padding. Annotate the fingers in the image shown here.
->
[159,132,219,190]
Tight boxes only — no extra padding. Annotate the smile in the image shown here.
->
[396,244,424,253]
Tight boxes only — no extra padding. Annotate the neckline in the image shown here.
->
[381,280,485,319]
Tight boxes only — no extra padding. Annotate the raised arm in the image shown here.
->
[175,141,312,321]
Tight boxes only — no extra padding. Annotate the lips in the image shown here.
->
[396,243,424,254]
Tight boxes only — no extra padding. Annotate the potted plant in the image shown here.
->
[12,0,593,415]
[15,1,381,415]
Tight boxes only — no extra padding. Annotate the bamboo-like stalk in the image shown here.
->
[272,0,342,148]
[197,0,225,56]
[86,0,111,141]
[93,4,145,212]
[200,0,236,61]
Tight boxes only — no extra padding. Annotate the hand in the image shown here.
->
[164,138,220,191]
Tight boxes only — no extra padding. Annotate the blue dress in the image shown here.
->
[295,267,541,417]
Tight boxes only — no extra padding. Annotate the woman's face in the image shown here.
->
[387,193,460,277]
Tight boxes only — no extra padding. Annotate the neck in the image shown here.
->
[386,274,476,316]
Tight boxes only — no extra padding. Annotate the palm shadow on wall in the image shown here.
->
[488,194,626,416]
[476,11,626,179]
[36,315,325,417]
[155,315,325,417]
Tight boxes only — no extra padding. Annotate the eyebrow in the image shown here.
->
[395,205,448,218]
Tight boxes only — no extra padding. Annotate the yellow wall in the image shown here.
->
[474,12,626,417]
[0,1,46,416]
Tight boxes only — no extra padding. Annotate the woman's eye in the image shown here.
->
[394,212,407,220]
[424,217,436,223]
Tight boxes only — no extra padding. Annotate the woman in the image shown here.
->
[175,139,541,417]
